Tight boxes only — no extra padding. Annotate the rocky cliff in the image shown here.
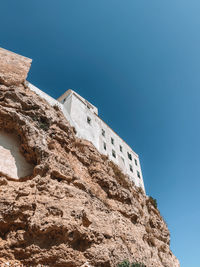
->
[0,48,179,267]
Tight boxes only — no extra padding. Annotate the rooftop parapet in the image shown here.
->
[0,47,32,86]
[58,89,99,115]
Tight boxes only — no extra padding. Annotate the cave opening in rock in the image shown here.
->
[0,131,34,179]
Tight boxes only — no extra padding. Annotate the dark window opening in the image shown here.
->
[134,159,138,166]
[111,137,114,145]
[102,129,105,137]
[85,100,92,109]
[112,149,116,158]
[137,171,141,179]
[103,142,106,150]
[127,152,132,160]
[120,145,123,152]
[130,165,133,173]
[87,116,91,125]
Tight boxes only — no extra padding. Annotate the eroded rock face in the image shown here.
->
[0,47,32,86]
[0,49,179,267]
[0,131,34,179]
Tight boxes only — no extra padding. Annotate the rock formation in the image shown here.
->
[0,48,31,86]
[0,48,179,267]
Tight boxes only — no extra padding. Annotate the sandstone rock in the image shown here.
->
[0,47,32,86]
[0,49,180,267]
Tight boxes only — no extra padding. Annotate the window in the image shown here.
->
[87,116,91,125]
[121,157,125,163]
[129,164,133,173]
[86,101,92,109]
[120,145,123,152]
[111,137,114,145]
[102,129,105,137]
[137,171,141,179]
[112,149,116,158]
[134,159,138,166]
[103,142,106,150]
[127,152,132,160]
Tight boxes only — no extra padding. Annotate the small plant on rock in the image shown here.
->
[118,260,130,267]
[30,114,50,131]
[118,260,146,267]
[38,116,50,131]
[149,196,157,209]
[53,104,60,111]
[39,121,49,131]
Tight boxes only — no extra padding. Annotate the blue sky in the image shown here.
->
[1,1,200,266]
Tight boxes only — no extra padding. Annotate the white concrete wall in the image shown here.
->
[70,94,100,149]
[28,83,75,127]
[28,83,145,192]
[97,117,144,189]
[28,82,60,107]
[0,131,33,179]
[61,91,145,192]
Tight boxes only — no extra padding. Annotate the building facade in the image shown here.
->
[29,83,145,192]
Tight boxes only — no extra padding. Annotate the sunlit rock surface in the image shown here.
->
[0,48,180,267]
[0,47,31,86]
[0,131,33,179]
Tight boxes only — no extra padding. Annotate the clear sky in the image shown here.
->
[1,1,200,266]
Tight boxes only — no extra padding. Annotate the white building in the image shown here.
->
[28,83,145,192]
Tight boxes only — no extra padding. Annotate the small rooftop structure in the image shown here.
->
[58,89,98,115]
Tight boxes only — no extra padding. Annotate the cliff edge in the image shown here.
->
[0,48,179,267]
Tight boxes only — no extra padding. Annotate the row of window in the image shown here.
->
[87,117,137,164]
[102,128,138,164]
[103,141,138,165]
[87,117,140,178]
[129,165,141,178]
[104,145,141,178]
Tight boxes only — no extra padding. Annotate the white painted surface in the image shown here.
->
[28,82,145,192]
[60,90,145,192]
[0,132,33,179]
[28,83,75,127]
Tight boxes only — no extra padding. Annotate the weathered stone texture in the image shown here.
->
[0,48,180,267]
[0,131,34,179]
[0,47,32,86]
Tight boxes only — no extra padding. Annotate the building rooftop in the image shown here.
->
[58,89,98,115]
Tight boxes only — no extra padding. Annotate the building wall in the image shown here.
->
[70,94,100,149]
[28,83,75,127]
[97,116,144,189]
[28,84,145,192]
[61,91,145,192]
